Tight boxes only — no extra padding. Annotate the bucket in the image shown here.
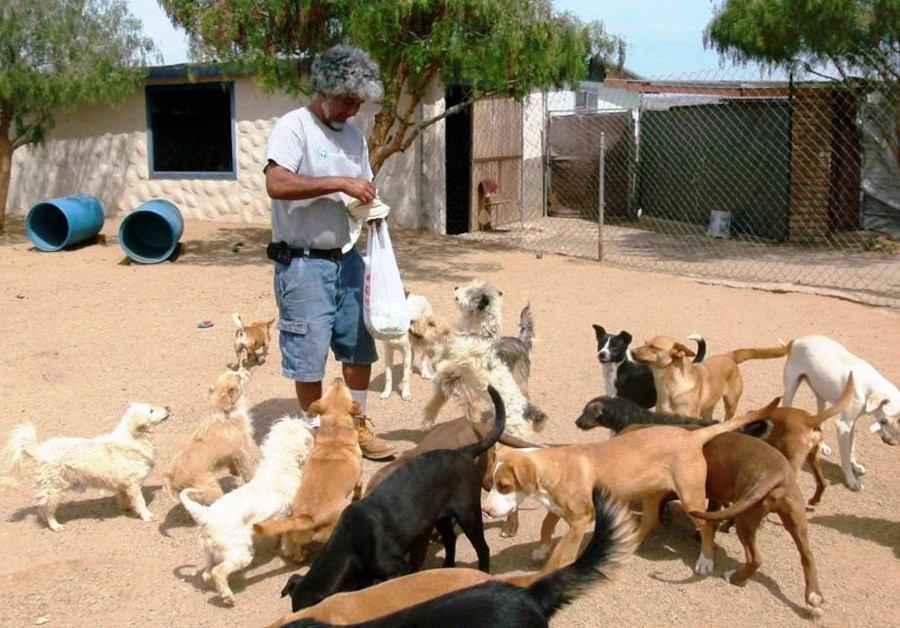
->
[25,194,105,251]
[707,210,732,239]
[118,199,184,264]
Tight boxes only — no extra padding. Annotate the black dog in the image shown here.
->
[592,325,707,408]
[282,387,506,612]
[283,488,637,628]
[575,395,771,438]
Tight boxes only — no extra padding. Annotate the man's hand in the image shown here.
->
[343,178,377,204]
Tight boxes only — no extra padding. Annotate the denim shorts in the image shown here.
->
[274,248,378,382]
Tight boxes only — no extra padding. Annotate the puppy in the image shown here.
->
[180,417,313,606]
[254,378,364,563]
[593,324,706,408]
[631,335,790,419]
[280,488,637,628]
[164,367,257,505]
[380,293,449,400]
[365,417,545,547]
[282,387,507,612]
[691,432,825,616]
[781,335,900,491]
[424,281,545,438]
[483,408,768,576]
[233,313,276,366]
[1,403,171,531]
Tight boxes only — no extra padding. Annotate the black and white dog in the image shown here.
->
[592,325,706,408]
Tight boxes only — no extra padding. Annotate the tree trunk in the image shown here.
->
[0,130,12,234]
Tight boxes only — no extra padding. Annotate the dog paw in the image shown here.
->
[139,511,154,522]
[819,442,832,456]
[531,546,550,562]
[379,389,391,399]
[47,521,64,532]
[694,554,715,575]
[807,593,825,617]
[499,527,517,539]
[220,593,235,606]
[852,461,867,476]
[845,476,864,491]
[723,570,736,584]
[401,389,412,401]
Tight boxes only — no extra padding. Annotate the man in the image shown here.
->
[264,44,395,460]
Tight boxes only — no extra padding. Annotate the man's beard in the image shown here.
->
[321,101,346,131]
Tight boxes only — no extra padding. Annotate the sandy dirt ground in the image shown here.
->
[1,217,899,628]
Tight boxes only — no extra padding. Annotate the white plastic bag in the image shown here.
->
[363,221,410,338]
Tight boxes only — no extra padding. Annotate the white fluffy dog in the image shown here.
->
[782,335,900,491]
[422,280,539,438]
[0,402,171,531]
[380,293,448,401]
[180,417,313,606]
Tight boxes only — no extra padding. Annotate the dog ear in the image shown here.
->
[281,573,303,598]
[761,396,781,413]
[620,331,633,345]
[865,393,889,414]
[511,457,538,494]
[592,324,605,339]
[670,342,696,359]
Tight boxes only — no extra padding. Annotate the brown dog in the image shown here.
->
[233,313,276,366]
[483,410,766,576]
[740,373,855,507]
[253,377,363,563]
[692,432,825,616]
[631,335,790,419]
[163,368,256,504]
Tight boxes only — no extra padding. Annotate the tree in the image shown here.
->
[160,0,623,174]
[0,0,158,232]
[705,0,900,167]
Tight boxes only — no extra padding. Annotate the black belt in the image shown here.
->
[267,241,344,264]
[292,247,343,261]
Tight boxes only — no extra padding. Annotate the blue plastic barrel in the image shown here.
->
[118,199,184,264]
[26,194,105,251]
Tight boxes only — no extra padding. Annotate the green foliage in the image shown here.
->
[0,0,158,149]
[705,0,899,82]
[160,1,623,171]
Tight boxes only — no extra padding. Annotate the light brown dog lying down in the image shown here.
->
[164,368,257,505]
[631,335,791,419]
[745,373,854,507]
[262,568,533,627]
[254,377,363,563]
[482,409,766,576]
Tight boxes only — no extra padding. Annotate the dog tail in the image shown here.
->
[524,488,638,620]
[1,422,38,484]
[233,313,245,330]
[458,386,506,459]
[517,303,535,353]
[811,371,855,426]
[179,488,209,526]
[689,484,785,522]
[728,341,792,364]
[253,515,310,537]
[691,397,782,447]
[687,333,707,363]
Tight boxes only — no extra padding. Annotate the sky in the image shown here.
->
[128,0,766,80]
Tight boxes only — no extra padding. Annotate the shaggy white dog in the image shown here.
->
[0,402,171,531]
[422,280,542,438]
[180,417,313,606]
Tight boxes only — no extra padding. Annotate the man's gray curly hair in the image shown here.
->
[310,45,383,102]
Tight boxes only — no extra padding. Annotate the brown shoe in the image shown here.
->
[355,416,397,460]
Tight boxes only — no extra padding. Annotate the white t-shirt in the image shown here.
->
[265,106,373,249]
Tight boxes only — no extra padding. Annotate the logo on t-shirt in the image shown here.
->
[316,144,330,160]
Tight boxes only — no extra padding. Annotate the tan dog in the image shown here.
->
[483,409,766,576]
[692,431,824,616]
[740,373,854,507]
[233,313,276,366]
[163,368,257,505]
[253,377,363,563]
[407,313,453,380]
[631,335,790,419]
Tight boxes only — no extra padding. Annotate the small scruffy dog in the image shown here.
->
[380,293,452,401]
[180,417,313,606]
[164,367,258,505]
[1,402,171,531]
[423,280,546,438]
[233,313,276,366]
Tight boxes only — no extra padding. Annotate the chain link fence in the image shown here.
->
[453,67,900,307]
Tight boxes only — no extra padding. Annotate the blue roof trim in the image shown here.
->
[147,63,253,79]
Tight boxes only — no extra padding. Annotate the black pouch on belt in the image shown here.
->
[266,241,293,265]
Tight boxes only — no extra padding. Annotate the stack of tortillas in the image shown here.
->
[347,197,391,221]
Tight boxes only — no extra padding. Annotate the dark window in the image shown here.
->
[146,82,235,178]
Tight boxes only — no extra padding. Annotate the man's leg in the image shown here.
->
[343,362,396,460]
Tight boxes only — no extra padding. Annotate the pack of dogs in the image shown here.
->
[2,280,899,625]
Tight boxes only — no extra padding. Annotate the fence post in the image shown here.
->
[598,132,606,261]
